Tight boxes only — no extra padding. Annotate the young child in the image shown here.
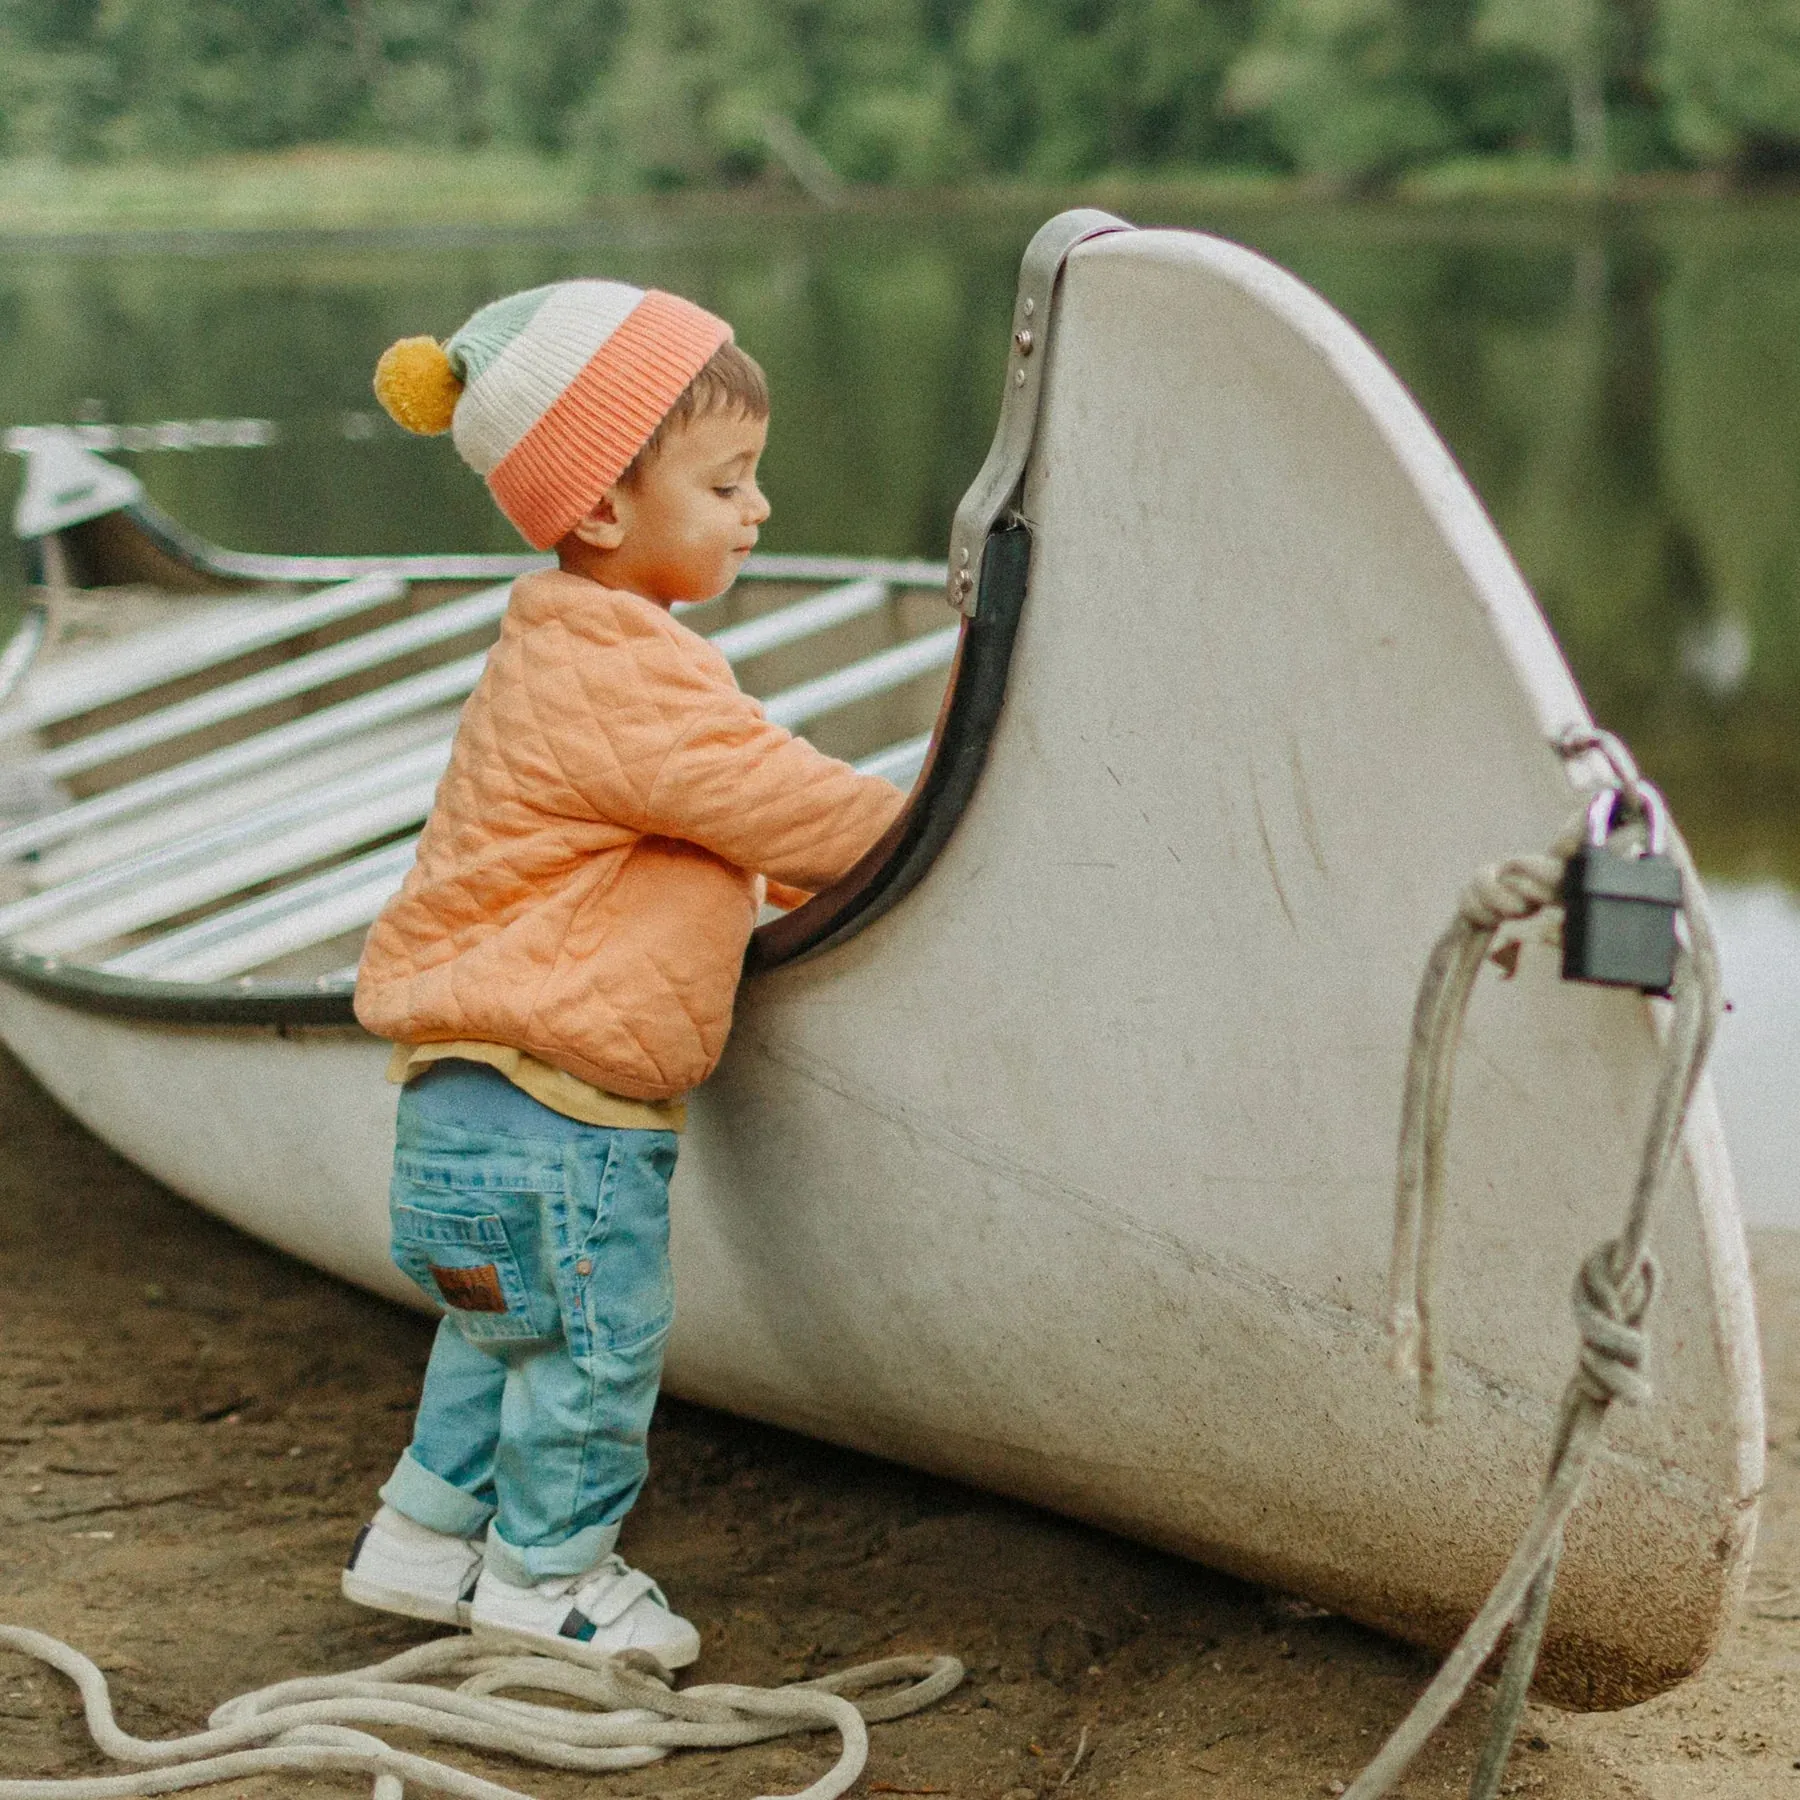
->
[342,280,906,1670]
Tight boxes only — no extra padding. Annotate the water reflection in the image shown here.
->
[0,200,1794,1217]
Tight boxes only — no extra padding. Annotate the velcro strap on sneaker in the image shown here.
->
[571,1566,660,1627]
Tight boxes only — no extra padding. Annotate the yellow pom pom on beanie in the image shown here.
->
[373,337,462,436]
[372,280,731,549]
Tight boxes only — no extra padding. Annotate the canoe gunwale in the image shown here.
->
[748,520,1024,970]
[0,941,355,1024]
[0,603,49,710]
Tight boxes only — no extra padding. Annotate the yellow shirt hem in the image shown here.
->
[386,1042,686,1133]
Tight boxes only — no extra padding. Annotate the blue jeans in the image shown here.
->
[377,1060,677,1586]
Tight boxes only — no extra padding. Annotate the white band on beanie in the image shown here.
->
[452,280,647,478]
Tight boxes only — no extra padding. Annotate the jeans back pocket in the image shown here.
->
[391,1186,548,1343]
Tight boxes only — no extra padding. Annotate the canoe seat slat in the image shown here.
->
[0,740,453,943]
[21,773,442,957]
[765,628,958,729]
[68,728,937,985]
[707,579,888,663]
[37,583,509,780]
[31,711,459,889]
[101,838,422,981]
[735,554,945,588]
[3,573,405,734]
[855,733,932,788]
[0,656,487,864]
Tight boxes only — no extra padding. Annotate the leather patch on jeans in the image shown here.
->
[430,1262,508,1313]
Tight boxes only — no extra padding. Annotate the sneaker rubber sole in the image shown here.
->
[468,1614,702,1671]
[340,1566,473,1628]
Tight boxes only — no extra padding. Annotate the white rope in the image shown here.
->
[1384,833,1579,1422]
[1350,739,1722,1800]
[0,1627,963,1800]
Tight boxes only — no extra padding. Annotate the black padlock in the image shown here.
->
[1561,784,1682,996]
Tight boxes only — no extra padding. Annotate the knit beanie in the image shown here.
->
[371,280,733,550]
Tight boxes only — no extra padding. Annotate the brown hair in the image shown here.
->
[621,340,768,484]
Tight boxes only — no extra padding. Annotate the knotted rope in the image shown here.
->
[1350,728,1723,1800]
[0,1628,962,1800]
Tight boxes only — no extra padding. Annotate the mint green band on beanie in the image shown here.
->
[445,284,561,385]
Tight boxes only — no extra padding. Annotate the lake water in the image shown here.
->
[0,196,1794,1223]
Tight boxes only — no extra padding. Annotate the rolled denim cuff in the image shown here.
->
[379,1448,496,1540]
[484,1517,621,1587]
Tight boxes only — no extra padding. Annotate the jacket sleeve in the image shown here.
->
[635,681,906,891]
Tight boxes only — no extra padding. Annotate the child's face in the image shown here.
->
[562,408,770,606]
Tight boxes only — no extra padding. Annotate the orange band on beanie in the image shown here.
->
[488,292,732,551]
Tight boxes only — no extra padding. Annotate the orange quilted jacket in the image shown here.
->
[354,570,907,1100]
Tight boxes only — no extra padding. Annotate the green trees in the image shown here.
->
[2,0,378,157]
[1221,0,1465,185]
[2,0,1798,184]
[1476,0,1612,176]
[571,0,965,191]
[0,0,125,159]
[1659,0,1800,170]
[1216,0,1468,184]
[958,0,1261,179]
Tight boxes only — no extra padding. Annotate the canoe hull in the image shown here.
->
[673,229,1762,1707]
[0,964,1755,1710]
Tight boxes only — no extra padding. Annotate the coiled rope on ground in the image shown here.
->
[0,1629,962,1800]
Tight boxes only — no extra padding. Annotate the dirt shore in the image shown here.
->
[1,1044,1795,1800]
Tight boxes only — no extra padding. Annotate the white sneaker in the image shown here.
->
[468,1554,701,1670]
[342,1504,484,1627]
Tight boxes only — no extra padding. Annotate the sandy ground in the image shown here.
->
[1,1043,1796,1800]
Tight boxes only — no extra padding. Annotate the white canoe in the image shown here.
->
[0,214,1759,1710]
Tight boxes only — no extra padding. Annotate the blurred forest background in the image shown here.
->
[2,1,1799,883]
[1,0,1798,195]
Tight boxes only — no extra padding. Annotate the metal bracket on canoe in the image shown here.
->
[946,208,1132,619]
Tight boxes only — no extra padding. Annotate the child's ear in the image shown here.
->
[566,488,628,551]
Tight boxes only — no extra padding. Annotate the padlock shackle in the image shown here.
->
[1584,780,1669,855]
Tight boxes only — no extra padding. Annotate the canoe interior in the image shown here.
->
[0,542,952,994]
